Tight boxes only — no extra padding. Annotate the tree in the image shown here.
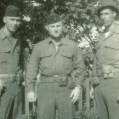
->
[1,0,119,118]
[22,0,99,49]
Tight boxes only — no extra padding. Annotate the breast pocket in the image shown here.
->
[39,52,52,68]
[59,50,73,69]
[0,47,11,53]
[0,47,11,61]
[40,52,52,59]
[105,45,119,59]
[0,47,11,72]
[60,50,73,60]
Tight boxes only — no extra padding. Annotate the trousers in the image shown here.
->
[37,81,75,119]
[95,72,119,119]
[0,82,22,119]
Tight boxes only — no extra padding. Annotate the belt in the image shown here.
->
[40,74,66,83]
[40,74,76,88]
[0,74,16,83]
[112,67,119,73]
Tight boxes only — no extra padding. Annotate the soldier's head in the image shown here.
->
[97,0,118,27]
[45,13,64,39]
[3,5,22,33]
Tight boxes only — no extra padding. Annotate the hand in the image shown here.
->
[27,92,36,102]
[117,94,119,103]
[0,79,5,95]
[90,87,94,99]
[70,87,80,104]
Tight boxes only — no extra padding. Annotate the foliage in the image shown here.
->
[22,1,98,42]
[1,0,118,118]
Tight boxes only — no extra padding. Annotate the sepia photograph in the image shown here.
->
[0,0,119,119]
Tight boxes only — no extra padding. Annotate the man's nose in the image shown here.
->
[54,27,58,31]
[13,20,18,25]
[102,15,106,20]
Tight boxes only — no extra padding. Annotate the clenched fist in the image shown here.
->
[0,79,5,95]
[27,91,37,102]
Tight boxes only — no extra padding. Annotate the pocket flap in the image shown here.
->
[105,44,119,50]
[0,47,11,53]
[40,52,52,58]
[61,49,72,58]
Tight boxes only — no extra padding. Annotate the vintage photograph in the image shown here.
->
[0,0,119,119]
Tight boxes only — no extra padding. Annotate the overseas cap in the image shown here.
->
[97,0,118,15]
[46,13,63,25]
[5,5,22,17]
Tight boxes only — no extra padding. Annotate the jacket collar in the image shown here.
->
[48,37,68,46]
[0,26,15,41]
[111,22,119,34]
[102,22,119,40]
[0,26,18,51]
[0,27,8,40]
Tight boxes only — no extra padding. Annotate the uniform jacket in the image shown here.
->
[92,22,119,86]
[27,37,86,92]
[0,27,21,74]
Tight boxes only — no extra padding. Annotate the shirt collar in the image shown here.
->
[48,37,68,46]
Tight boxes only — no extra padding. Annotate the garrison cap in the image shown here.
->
[97,0,118,15]
[46,13,63,25]
[5,5,22,17]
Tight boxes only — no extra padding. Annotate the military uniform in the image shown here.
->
[0,26,22,119]
[92,22,119,119]
[27,36,85,119]
[0,5,22,119]
[91,0,119,118]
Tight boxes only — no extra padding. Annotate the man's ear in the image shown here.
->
[113,11,116,17]
[45,25,48,31]
[3,16,7,24]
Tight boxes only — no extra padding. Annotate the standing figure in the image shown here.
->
[90,0,119,119]
[0,5,23,119]
[26,13,86,119]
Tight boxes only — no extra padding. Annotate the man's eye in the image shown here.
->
[57,25,61,27]
[50,26,55,28]
[16,20,21,22]
[9,19,21,22]
[10,19,15,21]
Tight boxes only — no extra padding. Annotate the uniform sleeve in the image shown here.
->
[26,45,40,92]
[90,55,99,87]
[72,45,86,87]
[91,42,101,87]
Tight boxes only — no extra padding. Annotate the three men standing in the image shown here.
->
[1,1,119,119]
[0,5,22,119]
[91,0,119,119]
[26,13,86,119]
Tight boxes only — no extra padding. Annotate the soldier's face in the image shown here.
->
[100,8,116,27]
[46,21,63,38]
[3,16,21,33]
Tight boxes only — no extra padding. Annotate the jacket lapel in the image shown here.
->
[10,37,18,52]
[103,32,113,41]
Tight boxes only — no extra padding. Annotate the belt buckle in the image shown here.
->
[53,75,59,82]
[113,67,119,73]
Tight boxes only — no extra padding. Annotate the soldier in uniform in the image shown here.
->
[26,13,86,119]
[90,0,119,119]
[0,5,23,119]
